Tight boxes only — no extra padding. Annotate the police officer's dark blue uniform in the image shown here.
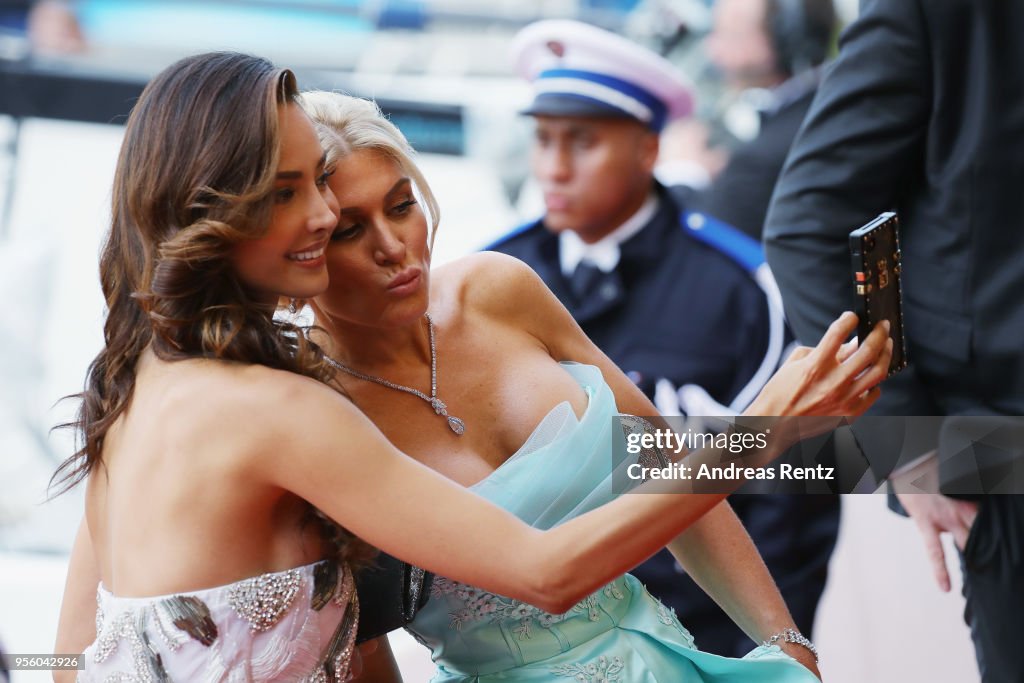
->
[489,184,774,405]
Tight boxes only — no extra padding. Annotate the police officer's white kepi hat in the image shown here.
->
[511,19,694,133]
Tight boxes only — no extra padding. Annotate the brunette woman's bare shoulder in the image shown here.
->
[211,363,390,486]
[155,359,356,455]
[226,362,345,416]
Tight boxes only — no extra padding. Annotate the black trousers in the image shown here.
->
[960,495,1024,683]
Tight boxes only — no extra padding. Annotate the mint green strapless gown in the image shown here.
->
[405,363,818,682]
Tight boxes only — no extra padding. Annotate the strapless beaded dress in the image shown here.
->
[79,559,357,682]
[405,363,818,682]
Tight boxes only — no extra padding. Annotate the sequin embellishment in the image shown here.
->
[227,568,303,633]
[311,561,340,611]
[91,610,170,681]
[303,563,358,682]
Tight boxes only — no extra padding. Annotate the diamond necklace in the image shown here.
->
[322,313,465,435]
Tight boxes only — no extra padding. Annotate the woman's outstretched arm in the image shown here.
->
[256,373,735,614]
[53,517,99,683]
[666,505,820,676]
[470,251,888,425]
[255,277,887,615]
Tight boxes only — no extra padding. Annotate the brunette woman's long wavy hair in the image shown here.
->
[52,52,371,566]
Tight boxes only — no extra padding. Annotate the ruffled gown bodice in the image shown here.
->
[405,363,817,682]
[80,559,357,682]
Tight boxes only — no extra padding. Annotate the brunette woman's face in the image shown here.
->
[314,149,431,329]
[232,102,339,305]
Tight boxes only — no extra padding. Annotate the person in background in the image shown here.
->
[488,19,839,657]
[662,0,837,241]
[0,0,84,53]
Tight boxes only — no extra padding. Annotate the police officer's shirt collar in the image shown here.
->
[559,192,659,276]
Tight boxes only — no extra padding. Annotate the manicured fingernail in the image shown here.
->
[883,320,891,333]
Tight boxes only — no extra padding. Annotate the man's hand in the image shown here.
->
[895,492,979,592]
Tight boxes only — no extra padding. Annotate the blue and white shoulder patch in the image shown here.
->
[681,211,765,274]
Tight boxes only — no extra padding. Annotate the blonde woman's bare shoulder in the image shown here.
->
[434,251,544,319]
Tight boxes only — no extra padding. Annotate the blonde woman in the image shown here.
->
[301,91,891,682]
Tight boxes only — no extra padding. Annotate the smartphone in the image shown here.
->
[849,212,908,376]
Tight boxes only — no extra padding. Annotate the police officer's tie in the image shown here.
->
[569,259,604,303]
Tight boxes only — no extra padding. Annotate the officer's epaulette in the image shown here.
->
[481,217,542,251]
[680,211,765,274]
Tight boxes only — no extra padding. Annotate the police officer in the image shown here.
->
[488,19,840,657]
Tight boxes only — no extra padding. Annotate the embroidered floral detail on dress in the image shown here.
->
[603,583,625,600]
[227,568,303,633]
[655,601,696,649]
[429,577,626,640]
[551,655,625,682]
[572,594,600,622]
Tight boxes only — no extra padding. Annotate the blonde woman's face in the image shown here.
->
[231,103,339,305]
[315,149,431,328]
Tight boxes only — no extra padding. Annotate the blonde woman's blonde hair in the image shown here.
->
[299,91,441,250]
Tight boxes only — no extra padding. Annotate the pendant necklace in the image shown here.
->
[323,313,465,435]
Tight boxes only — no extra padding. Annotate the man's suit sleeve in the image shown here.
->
[764,0,933,480]
[764,0,931,345]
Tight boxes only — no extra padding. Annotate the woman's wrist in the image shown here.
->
[763,627,819,664]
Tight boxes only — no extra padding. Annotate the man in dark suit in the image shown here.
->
[690,0,837,241]
[764,1,1024,680]
[490,18,839,658]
